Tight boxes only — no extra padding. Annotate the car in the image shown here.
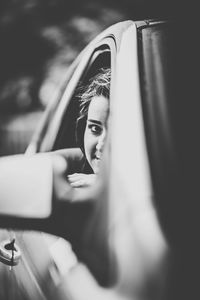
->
[0,19,200,300]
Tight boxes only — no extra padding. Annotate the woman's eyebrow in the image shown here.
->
[87,119,102,125]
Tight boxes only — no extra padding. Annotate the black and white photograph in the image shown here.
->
[0,1,199,299]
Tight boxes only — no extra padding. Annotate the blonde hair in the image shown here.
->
[76,68,111,152]
[79,68,111,119]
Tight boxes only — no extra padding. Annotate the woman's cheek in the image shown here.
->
[84,131,94,165]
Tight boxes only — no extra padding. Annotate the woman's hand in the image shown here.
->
[67,173,97,188]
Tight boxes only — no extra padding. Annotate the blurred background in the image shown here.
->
[0,0,175,156]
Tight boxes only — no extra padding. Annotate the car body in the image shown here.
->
[0,19,200,300]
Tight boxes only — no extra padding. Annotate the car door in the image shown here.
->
[102,20,170,298]
[43,19,170,299]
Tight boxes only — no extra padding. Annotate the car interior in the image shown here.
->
[51,45,111,152]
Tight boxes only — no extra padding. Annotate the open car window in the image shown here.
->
[32,38,115,154]
[52,45,111,152]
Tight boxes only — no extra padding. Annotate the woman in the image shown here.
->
[67,68,111,188]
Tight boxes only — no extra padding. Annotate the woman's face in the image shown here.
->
[84,95,109,173]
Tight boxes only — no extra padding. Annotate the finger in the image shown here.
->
[67,173,78,177]
[67,175,85,183]
[68,173,85,178]
[68,177,79,184]
[70,180,85,188]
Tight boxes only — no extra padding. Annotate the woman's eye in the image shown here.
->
[88,124,102,135]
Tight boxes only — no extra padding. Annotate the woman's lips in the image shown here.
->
[92,154,102,173]
[94,154,101,160]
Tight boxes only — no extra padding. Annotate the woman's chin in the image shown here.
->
[92,159,101,174]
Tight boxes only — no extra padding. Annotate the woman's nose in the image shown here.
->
[96,130,106,152]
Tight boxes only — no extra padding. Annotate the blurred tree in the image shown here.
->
[0,0,130,113]
[0,0,173,114]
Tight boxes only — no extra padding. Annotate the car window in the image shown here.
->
[139,23,173,116]
[52,46,111,151]
[138,22,181,244]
